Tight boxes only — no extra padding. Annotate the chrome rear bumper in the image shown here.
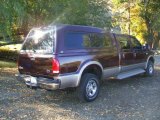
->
[15,74,60,90]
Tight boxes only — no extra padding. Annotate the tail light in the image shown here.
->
[52,58,60,74]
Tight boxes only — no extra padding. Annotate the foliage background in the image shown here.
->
[0,0,160,49]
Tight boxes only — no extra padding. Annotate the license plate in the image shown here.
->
[30,77,37,84]
[24,77,31,82]
[24,76,37,85]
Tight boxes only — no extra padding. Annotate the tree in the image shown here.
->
[140,0,160,48]
[0,0,112,41]
[112,0,160,48]
[112,0,147,44]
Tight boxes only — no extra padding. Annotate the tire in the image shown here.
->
[145,61,154,77]
[77,73,100,102]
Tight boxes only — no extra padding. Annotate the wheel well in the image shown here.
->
[148,57,154,63]
[81,64,103,81]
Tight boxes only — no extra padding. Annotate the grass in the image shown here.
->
[0,60,17,68]
[0,41,7,44]
[0,44,22,51]
[0,43,22,61]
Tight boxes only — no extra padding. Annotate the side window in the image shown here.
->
[130,37,142,49]
[84,34,102,48]
[65,32,84,49]
[116,35,131,49]
[83,33,112,48]
[64,32,112,49]
[102,33,113,47]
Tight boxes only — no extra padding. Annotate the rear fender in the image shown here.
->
[76,61,103,86]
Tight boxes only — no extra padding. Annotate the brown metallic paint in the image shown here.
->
[18,53,54,78]
[18,25,153,81]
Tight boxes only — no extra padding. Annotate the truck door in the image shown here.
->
[130,37,146,68]
[86,32,119,78]
[115,35,135,72]
[98,33,119,68]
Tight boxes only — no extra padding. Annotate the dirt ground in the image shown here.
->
[0,56,160,120]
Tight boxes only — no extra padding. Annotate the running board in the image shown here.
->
[116,69,145,80]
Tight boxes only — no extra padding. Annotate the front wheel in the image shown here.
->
[145,61,154,77]
[77,73,100,102]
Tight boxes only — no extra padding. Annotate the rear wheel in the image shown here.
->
[77,73,100,102]
[145,61,154,76]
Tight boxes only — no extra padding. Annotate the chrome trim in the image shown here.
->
[39,82,59,90]
[15,74,60,90]
[86,79,97,97]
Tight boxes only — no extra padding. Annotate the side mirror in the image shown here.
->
[143,43,150,50]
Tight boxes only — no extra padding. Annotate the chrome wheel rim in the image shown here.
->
[86,79,97,98]
[149,64,153,74]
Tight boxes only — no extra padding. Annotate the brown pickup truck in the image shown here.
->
[16,24,154,102]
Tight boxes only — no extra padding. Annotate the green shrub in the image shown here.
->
[0,60,16,68]
[0,48,18,61]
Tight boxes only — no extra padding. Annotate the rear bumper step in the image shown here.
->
[15,74,60,90]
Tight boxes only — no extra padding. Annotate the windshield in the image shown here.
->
[22,27,55,54]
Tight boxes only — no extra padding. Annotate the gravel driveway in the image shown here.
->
[0,56,160,120]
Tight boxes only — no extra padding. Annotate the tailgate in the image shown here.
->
[18,53,54,77]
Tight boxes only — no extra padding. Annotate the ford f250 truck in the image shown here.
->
[16,24,154,102]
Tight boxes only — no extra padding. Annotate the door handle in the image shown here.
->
[30,57,35,61]
[122,53,125,58]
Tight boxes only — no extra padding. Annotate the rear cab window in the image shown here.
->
[21,27,55,54]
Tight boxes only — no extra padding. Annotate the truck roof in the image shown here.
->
[45,24,105,33]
